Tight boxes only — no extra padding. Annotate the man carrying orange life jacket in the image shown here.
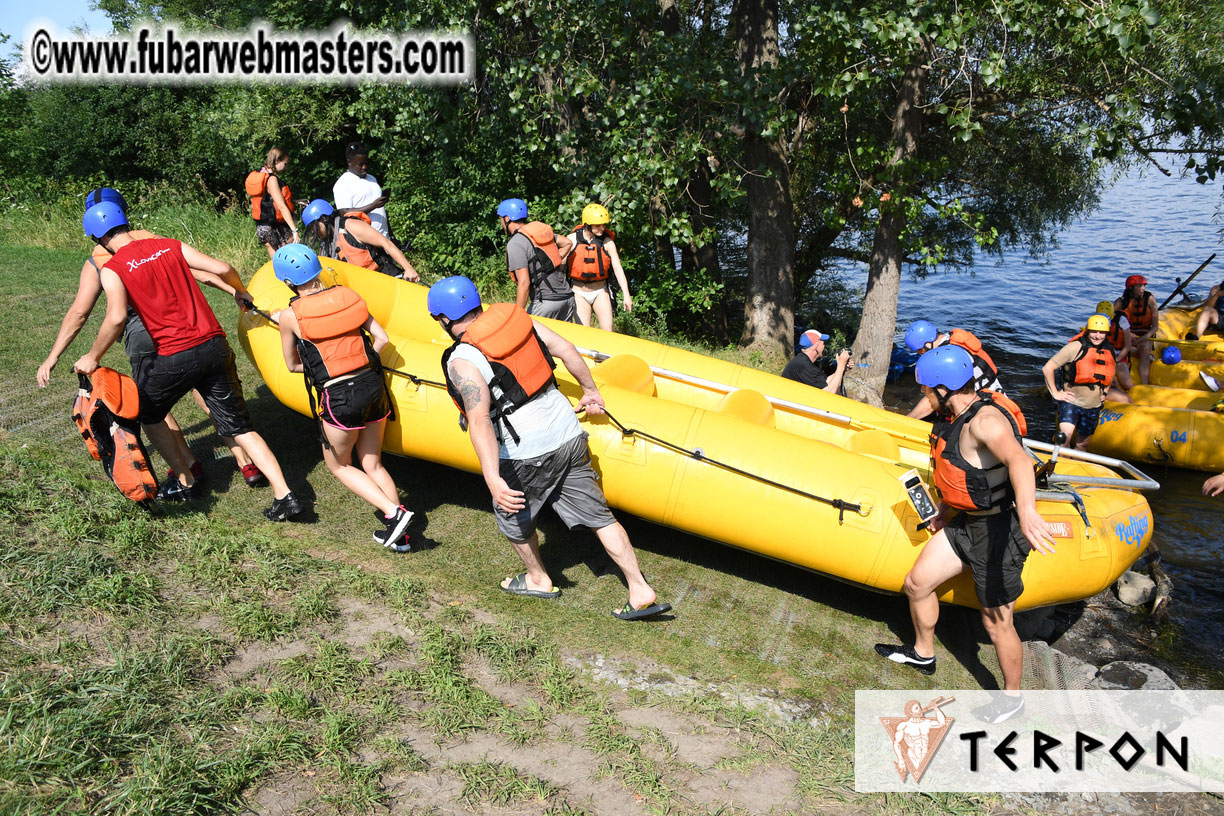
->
[903,321,1005,420]
[73,201,303,521]
[428,276,670,620]
[1042,312,1118,449]
[496,198,577,323]
[1114,274,1159,385]
[876,345,1055,720]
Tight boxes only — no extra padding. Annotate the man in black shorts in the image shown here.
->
[875,346,1056,722]
[72,201,303,521]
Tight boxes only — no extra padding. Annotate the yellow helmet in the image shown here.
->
[1086,313,1112,332]
[582,203,610,226]
[1095,300,1114,318]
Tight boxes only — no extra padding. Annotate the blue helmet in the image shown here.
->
[496,198,528,220]
[301,199,334,228]
[84,187,128,214]
[83,202,129,241]
[1161,346,1182,366]
[273,243,323,286]
[915,345,974,391]
[904,320,939,352]
[428,276,481,320]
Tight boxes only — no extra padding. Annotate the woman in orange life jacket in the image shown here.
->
[299,199,419,281]
[247,147,299,259]
[875,344,1055,706]
[1114,274,1159,385]
[1041,312,1118,449]
[563,203,633,331]
[1086,299,1133,402]
[37,188,266,488]
[273,244,416,552]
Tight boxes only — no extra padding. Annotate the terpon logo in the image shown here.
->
[1098,409,1124,425]
[879,696,955,783]
[1114,514,1149,548]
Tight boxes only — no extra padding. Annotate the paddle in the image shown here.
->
[1160,253,1217,309]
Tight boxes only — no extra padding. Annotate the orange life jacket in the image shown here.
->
[336,212,397,275]
[566,225,615,282]
[245,169,294,224]
[440,303,557,444]
[1120,291,1154,333]
[513,222,564,289]
[290,286,375,386]
[1060,335,1116,391]
[72,368,158,503]
[930,391,1026,512]
[947,328,998,377]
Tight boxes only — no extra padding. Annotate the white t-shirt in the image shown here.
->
[333,171,389,237]
[448,343,582,460]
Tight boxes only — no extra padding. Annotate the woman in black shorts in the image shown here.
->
[273,244,416,551]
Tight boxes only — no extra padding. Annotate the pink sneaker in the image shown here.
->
[241,463,268,487]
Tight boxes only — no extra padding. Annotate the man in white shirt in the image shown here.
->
[333,142,391,238]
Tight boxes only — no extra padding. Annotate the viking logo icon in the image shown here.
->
[879,695,955,783]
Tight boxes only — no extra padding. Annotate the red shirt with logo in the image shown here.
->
[104,237,224,356]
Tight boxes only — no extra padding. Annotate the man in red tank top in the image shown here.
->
[72,202,304,521]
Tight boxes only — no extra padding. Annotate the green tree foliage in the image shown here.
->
[3,0,1222,362]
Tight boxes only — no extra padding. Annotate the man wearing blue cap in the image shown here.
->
[497,198,577,322]
[781,329,853,393]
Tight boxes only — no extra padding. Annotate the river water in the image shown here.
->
[877,167,1224,661]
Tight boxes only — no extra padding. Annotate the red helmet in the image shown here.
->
[1126,274,1147,288]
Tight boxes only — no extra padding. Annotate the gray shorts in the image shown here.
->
[529,296,579,323]
[494,432,616,540]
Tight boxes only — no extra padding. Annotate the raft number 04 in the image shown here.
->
[1169,430,1187,444]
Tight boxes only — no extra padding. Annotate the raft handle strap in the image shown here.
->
[602,408,865,523]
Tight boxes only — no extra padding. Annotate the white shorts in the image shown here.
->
[573,285,609,305]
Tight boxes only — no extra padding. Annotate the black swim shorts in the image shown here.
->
[318,368,390,430]
[137,335,254,437]
[945,509,1032,608]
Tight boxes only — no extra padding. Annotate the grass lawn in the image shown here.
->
[1,239,1201,814]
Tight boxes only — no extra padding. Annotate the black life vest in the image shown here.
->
[930,391,1026,513]
[440,304,558,444]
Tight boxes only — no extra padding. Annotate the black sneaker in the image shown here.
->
[1185,332,1199,341]
[263,492,305,522]
[373,506,413,552]
[875,643,937,676]
[157,478,200,503]
[973,692,1025,724]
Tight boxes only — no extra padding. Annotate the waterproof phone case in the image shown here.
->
[900,468,938,529]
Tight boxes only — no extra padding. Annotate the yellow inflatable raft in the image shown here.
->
[1089,385,1224,472]
[238,259,1156,611]
[1153,305,1224,362]
[1131,354,1224,391]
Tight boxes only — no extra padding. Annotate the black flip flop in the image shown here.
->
[499,572,560,599]
[611,601,672,621]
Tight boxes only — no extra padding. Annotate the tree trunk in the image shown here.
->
[847,53,928,407]
[734,0,794,353]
